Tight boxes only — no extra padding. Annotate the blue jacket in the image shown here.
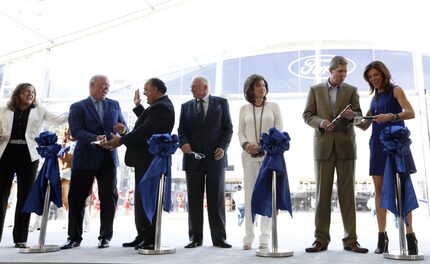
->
[68,97,127,170]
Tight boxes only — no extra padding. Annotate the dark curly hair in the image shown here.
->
[243,74,268,105]
[7,83,37,111]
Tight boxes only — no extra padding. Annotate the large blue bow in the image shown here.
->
[22,131,62,215]
[380,126,418,221]
[137,134,179,223]
[251,127,292,222]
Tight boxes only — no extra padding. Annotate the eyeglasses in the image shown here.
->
[190,151,205,159]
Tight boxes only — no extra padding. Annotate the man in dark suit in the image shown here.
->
[106,78,175,250]
[178,75,233,249]
[302,56,368,253]
[61,75,127,249]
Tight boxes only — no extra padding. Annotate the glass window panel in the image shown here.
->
[163,71,182,95]
[240,52,300,93]
[293,50,318,92]
[222,59,240,94]
[422,54,430,90]
[0,64,4,90]
[375,50,414,90]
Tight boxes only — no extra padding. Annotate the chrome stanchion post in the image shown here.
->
[396,172,407,256]
[384,172,424,260]
[256,171,293,258]
[20,182,60,253]
[272,171,278,252]
[139,174,175,255]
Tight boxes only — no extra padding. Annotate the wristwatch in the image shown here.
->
[392,114,401,122]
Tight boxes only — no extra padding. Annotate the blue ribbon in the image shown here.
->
[380,126,418,221]
[57,145,71,158]
[137,134,179,223]
[22,131,62,215]
[251,127,292,222]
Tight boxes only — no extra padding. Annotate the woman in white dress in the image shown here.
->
[238,74,283,250]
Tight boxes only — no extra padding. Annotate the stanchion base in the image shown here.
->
[139,246,176,255]
[19,245,60,253]
[384,251,424,261]
[256,248,294,258]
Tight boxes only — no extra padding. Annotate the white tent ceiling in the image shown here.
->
[1,0,429,85]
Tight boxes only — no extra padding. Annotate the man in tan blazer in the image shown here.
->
[302,56,368,253]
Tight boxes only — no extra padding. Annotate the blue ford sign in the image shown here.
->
[288,55,357,80]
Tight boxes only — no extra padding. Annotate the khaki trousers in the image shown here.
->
[314,148,358,246]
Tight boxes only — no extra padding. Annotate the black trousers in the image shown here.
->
[185,166,227,244]
[0,144,39,243]
[133,166,157,245]
[67,151,118,242]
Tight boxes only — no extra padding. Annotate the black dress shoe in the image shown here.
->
[305,241,328,253]
[213,241,232,248]
[137,243,155,250]
[123,238,143,248]
[134,241,145,250]
[60,240,80,250]
[14,242,27,248]
[184,241,202,248]
[98,238,110,248]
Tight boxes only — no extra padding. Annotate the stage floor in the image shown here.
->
[1,208,429,263]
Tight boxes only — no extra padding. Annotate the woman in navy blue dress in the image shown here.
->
[356,61,418,255]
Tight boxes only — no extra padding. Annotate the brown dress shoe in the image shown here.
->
[344,241,368,253]
[305,241,328,253]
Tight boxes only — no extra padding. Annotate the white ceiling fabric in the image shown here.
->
[0,0,429,86]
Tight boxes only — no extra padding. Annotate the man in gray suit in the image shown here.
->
[302,56,368,253]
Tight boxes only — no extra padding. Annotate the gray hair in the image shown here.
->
[329,56,348,71]
[192,75,210,87]
[89,74,108,86]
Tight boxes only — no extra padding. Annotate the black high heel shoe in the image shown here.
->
[374,231,389,254]
[406,232,418,255]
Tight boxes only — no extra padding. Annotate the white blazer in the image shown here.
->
[0,105,68,162]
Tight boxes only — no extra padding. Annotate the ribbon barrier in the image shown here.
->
[20,131,62,253]
[137,134,178,255]
[380,126,423,261]
[251,127,293,257]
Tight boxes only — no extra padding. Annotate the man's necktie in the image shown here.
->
[95,100,104,122]
[329,86,337,116]
[197,99,204,123]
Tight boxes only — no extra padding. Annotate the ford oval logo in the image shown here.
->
[288,55,356,80]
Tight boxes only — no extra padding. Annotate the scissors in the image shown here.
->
[352,115,375,125]
[190,151,205,159]
[326,104,352,128]
[91,135,107,145]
